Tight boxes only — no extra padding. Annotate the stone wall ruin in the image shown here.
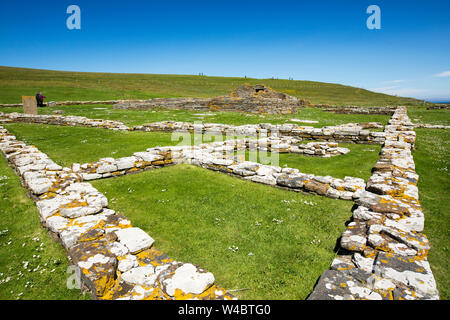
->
[0,106,441,300]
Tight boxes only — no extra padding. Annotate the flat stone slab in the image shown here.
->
[157,262,215,297]
[373,252,439,299]
[114,227,155,254]
[307,269,382,300]
[340,221,367,252]
[68,240,118,298]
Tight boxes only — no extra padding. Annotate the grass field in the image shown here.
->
[408,107,450,126]
[412,128,450,300]
[91,164,354,300]
[0,156,88,300]
[0,66,425,107]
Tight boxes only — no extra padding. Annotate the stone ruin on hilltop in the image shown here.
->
[209,84,308,114]
[113,84,308,114]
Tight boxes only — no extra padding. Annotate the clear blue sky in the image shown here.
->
[1,0,449,101]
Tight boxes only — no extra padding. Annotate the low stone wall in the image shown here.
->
[320,106,397,115]
[0,126,235,300]
[308,106,439,300]
[135,121,386,144]
[0,99,139,108]
[413,123,450,129]
[77,139,349,182]
[73,137,363,202]
[0,112,129,131]
[75,147,185,181]
[188,156,366,201]
[207,96,303,114]
[115,85,306,114]
[426,105,450,110]
[114,98,211,111]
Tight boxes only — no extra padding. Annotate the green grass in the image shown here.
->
[412,128,450,300]
[0,156,89,300]
[91,164,354,300]
[407,107,450,126]
[0,66,425,107]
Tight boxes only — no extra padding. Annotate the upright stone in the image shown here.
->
[22,96,38,115]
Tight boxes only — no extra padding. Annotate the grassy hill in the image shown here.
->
[0,66,425,107]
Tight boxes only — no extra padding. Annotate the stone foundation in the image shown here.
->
[114,84,307,114]
[72,137,363,201]
[114,97,211,111]
[0,105,440,300]
[135,121,386,144]
[308,106,439,300]
[0,126,236,300]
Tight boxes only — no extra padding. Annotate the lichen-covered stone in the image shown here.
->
[373,252,439,299]
[114,227,155,254]
[340,221,367,252]
[307,269,382,300]
[157,263,215,297]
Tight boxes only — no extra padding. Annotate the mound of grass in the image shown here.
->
[0,66,424,107]
[0,156,88,300]
[92,164,353,299]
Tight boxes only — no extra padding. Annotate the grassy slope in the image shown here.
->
[0,156,88,300]
[0,66,424,107]
[92,164,354,300]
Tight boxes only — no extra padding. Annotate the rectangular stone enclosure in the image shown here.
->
[22,96,38,115]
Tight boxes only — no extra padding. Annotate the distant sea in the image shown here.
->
[428,100,450,104]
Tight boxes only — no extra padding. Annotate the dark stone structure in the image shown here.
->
[113,84,308,114]
[208,84,308,114]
